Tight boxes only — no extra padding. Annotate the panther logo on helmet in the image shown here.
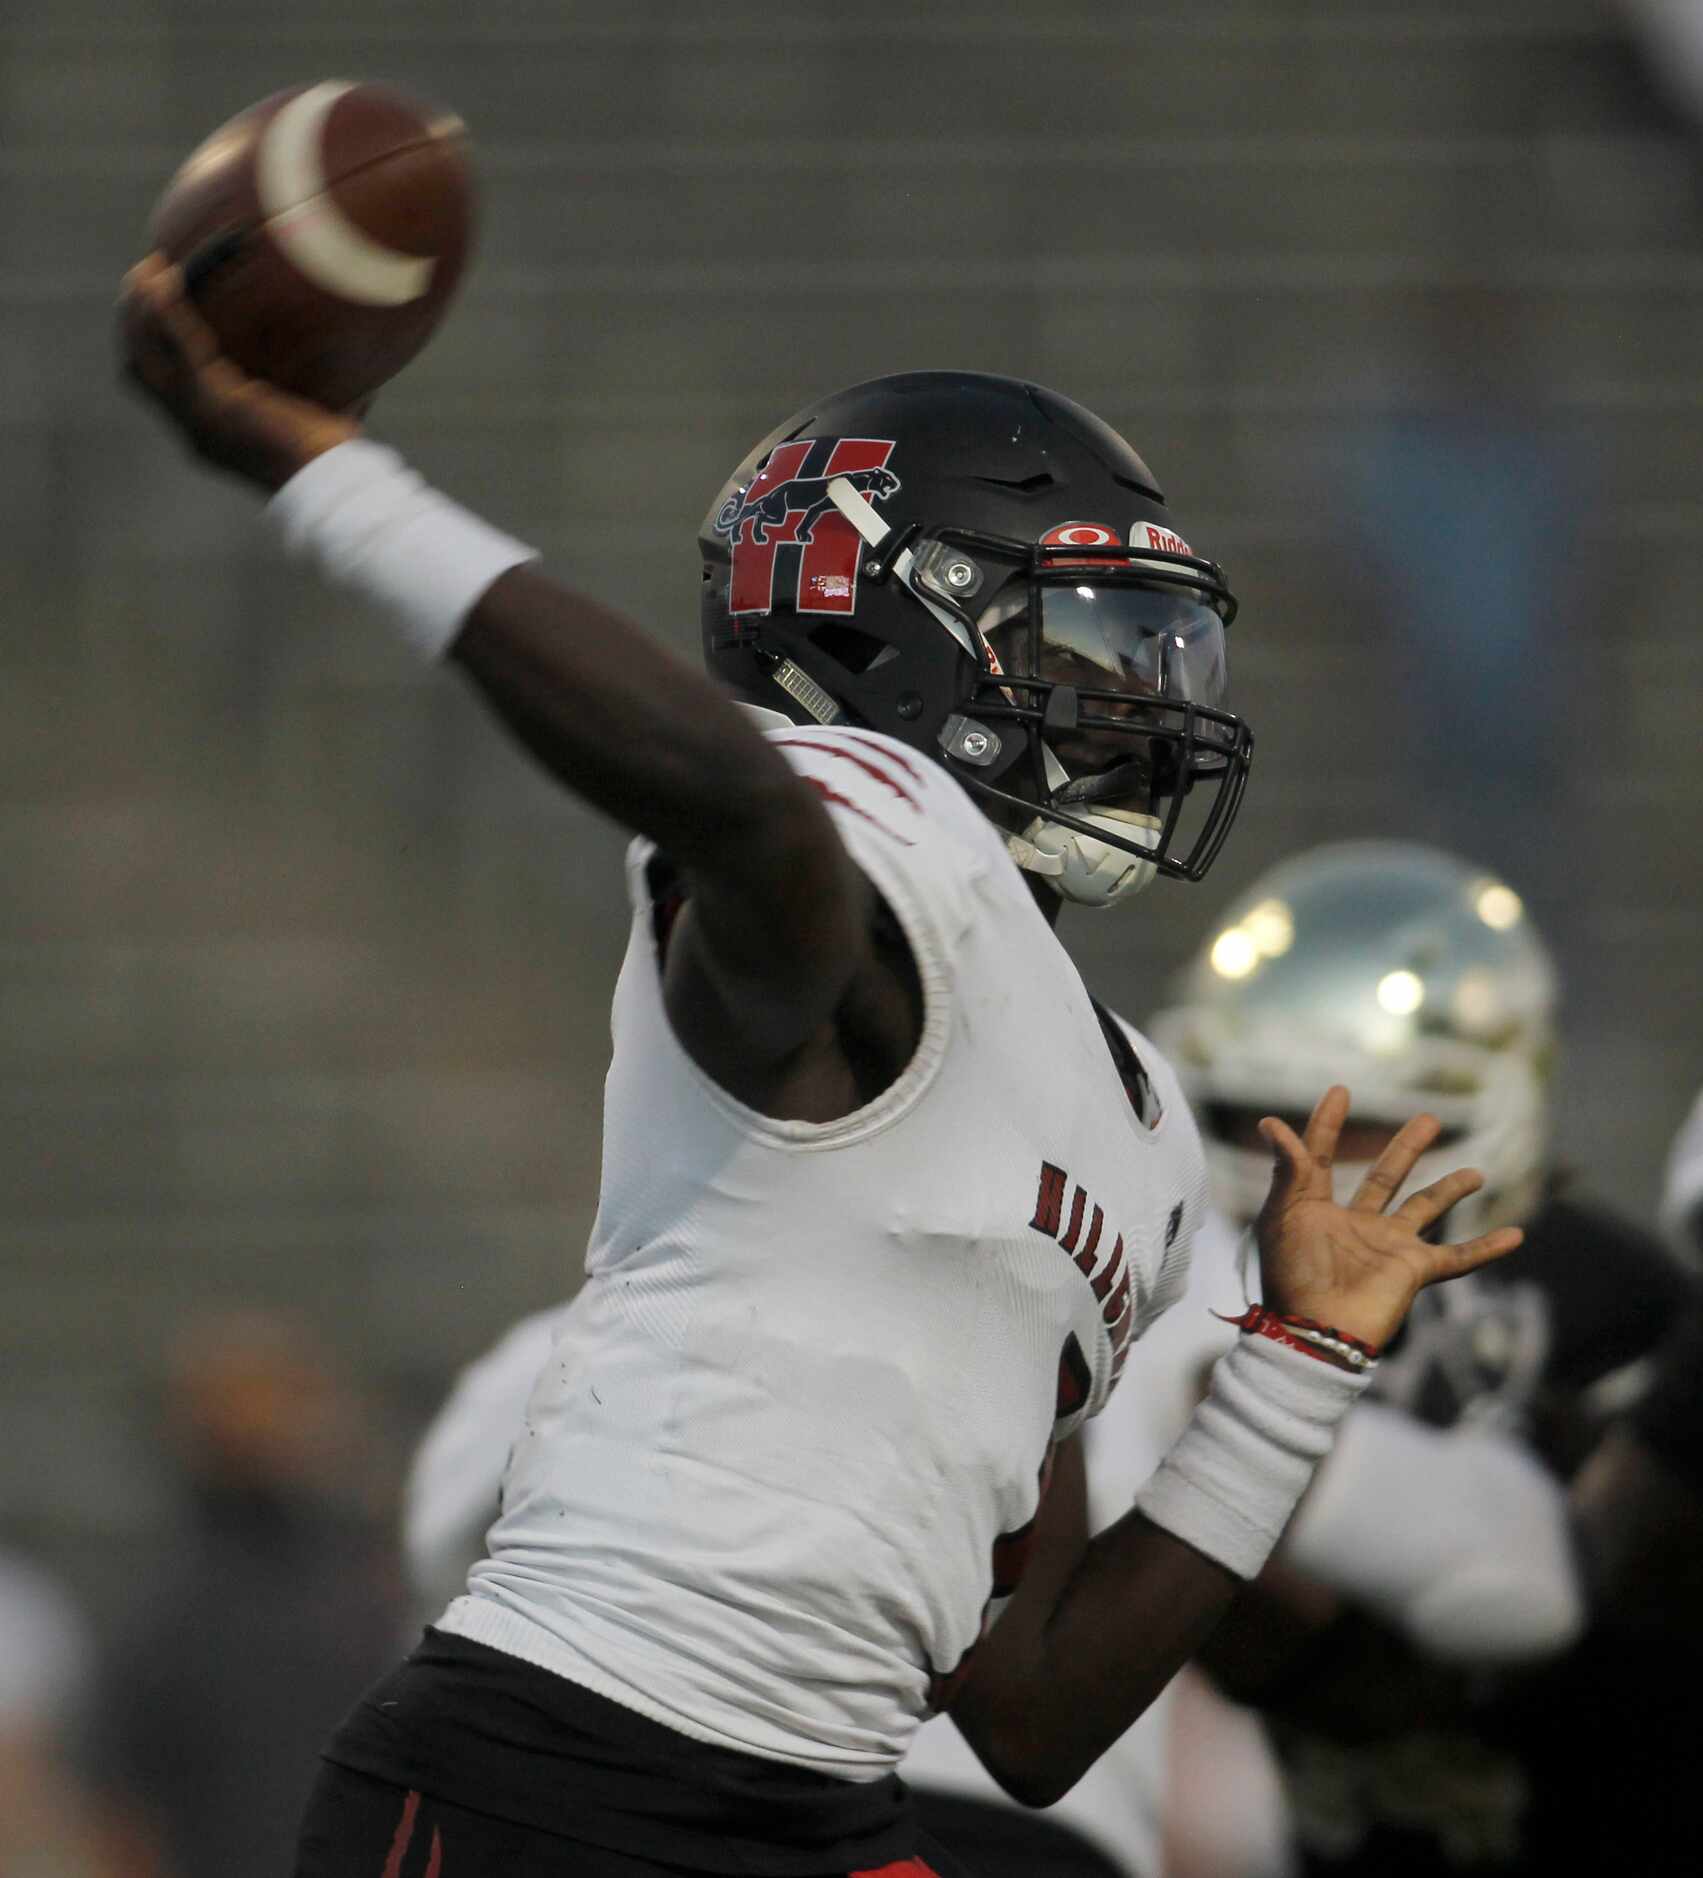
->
[713,439,900,618]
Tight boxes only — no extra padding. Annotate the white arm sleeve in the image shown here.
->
[1280,1399,1585,1664]
[403,1305,571,1618]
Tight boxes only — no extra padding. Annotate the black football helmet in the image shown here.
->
[700,371,1252,904]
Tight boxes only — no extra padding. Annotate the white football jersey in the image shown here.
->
[901,1207,1250,1874]
[439,726,1207,1777]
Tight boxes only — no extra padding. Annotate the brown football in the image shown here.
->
[149,80,474,410]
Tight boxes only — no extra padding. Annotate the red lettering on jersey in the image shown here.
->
[1081,1228,1118,1284]
[1059,1185,1088,1253]
[1030,1162,1067,1237]
[1090,1234,1125,1305]
[1028,1158,1163,1382]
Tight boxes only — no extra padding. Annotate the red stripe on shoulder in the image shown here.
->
[776,736,924,813]
[850,734,929,785]
[800,775,914,846]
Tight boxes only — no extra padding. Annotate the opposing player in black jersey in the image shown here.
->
[120,256,1523,1878]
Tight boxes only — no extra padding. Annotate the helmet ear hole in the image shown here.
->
[808,622,893,675]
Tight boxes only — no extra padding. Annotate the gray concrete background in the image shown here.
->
[3,0,1700,1604]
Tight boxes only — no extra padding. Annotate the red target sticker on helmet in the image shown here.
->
[1039,520,1134,570]
[1041,521,1121,550]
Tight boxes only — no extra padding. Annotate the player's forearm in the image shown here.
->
[955,1510,1237,1807]
[451,564,820,878]
[960,1330,1372,1805]
[449,567,872,1039]
[258,435,831,886]
[259,442,874,1053]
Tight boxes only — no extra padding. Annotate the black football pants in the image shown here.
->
[293,1763,974,1878]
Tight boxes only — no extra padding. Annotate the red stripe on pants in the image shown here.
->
[380,1790,419,1878]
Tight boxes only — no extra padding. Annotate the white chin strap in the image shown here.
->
[1009,807,1161,908]
[1008,743,1162,908]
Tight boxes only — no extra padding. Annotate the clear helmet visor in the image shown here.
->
[981,579,1233,800]
[1031,579,1230,706]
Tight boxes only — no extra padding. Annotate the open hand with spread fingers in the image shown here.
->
[1255,1084,1524,1353]
[118,252,357,491]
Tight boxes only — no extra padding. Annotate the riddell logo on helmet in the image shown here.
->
[714,438,899,618]
[1135,523,1193,558]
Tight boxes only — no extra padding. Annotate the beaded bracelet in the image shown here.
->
[1214,1304,1382,1373]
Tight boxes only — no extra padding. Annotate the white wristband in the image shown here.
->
[266,438,540,660]
[1134,1332,1370,1579]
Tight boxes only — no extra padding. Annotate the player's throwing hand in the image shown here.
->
[1256,1085,1523,1352]
[118,253,356,489]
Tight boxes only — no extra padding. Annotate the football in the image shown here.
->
[149,79,474,411]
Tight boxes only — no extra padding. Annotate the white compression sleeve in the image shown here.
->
[266,439,540,660]
[1280,1399,1585,1663]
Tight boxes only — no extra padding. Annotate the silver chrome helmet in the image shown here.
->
[1148,841,1558,1239]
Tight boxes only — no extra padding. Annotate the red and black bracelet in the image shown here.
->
[1213,1304,1382,1372]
